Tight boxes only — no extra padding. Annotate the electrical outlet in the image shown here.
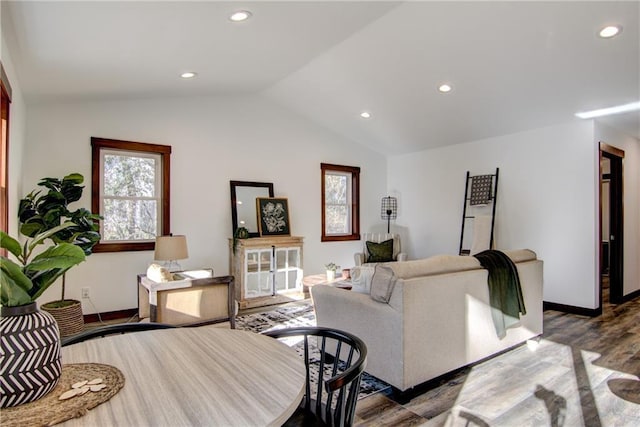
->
[81,287,90,299]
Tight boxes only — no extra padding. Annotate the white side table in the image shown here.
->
[137,269,235,327]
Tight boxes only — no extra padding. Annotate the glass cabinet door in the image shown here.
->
[245,249,273,298]
[274,247,302,293]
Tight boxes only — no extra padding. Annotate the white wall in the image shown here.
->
[24,95,386,313]
[388,121,601,309]
[595,122,640,298]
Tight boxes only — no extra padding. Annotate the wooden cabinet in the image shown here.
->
[229,236,304,309]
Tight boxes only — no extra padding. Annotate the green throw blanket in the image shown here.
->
[474,250,526,338]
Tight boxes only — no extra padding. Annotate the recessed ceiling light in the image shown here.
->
[360,112,371,119]
[599,25,622,38]
[230,10,252,22]
[180,72,197,79]
[575,101,640,119]
[438,84,452,93]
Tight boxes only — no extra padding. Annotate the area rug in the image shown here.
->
[235,301,391,400]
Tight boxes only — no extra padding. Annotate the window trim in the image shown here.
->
[321,163,360,242]
[91,137,171,252]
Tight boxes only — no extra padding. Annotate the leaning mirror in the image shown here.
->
[230,181,274,237]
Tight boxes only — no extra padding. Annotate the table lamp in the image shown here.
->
[154,235,188,272]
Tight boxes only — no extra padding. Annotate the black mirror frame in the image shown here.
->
[230,181,274,238]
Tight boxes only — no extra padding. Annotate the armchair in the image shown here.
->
[354,233,407,266]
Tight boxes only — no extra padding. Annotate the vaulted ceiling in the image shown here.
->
[2,1,638,155]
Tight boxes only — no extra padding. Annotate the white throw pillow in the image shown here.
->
[370,265,397,303]
[350,265,375,294]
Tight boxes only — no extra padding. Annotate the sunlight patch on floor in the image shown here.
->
[432,339,640,426]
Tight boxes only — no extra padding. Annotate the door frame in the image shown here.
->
[599,142,624,306]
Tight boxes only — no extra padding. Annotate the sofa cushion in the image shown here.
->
[350,265,375,293]
[387,255,482,279]
[370,265,397,303]
[366,239,394,263]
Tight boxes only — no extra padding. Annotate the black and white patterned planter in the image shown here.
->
[0,302,62,408]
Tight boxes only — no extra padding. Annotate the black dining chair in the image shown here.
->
[263,326,367,427]
[61,322,177,347]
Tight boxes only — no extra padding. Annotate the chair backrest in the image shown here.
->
[61,322,177,347]
[362,232,401,260]
[263,326,367,427]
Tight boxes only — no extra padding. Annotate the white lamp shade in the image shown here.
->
[155,235,189,261]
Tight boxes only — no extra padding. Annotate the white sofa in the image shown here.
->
[312,249,543,392]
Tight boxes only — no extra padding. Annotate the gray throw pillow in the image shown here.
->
[370,264,397,303]
[366,239,394,263]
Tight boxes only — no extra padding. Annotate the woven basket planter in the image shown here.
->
[1,302,62,408]
[41,300,84,338]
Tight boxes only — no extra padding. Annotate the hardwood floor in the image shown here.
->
[353,296,640,426]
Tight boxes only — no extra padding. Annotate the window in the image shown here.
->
[321,163,360,241]
[91,137,171,252]
[1,62,11,247]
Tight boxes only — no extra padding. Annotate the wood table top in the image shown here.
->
[302,274,352,289]
[60,327,305,426]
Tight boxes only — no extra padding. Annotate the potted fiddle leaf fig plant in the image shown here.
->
[17,173,101,337]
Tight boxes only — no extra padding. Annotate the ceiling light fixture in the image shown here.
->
[575,101,640,119]
[230,10,252,22]
[599,25,622,38]
[360,112,371,119]
[180,72,197,79]
[438,84,452,93]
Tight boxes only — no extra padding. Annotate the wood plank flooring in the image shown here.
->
[353,295,640,426]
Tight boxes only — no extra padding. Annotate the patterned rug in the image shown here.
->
[235,301,391,400]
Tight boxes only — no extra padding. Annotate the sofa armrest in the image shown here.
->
[311,284,404,388]
[396,252,407,262]
[354,252,365,266]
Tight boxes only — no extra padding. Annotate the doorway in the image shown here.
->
[599,142,624,306]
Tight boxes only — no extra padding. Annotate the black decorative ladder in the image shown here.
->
[459,168,499,255]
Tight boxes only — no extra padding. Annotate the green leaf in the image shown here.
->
[63,173,84,185]
[27,222,76,252]
[28,268,69,301]
[0,232,23,259]
[27,243,85,272]
[20,220,45,238]
[37,177,62,192]
[1,257,33,306]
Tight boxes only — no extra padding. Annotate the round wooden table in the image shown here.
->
[60,327,305,426]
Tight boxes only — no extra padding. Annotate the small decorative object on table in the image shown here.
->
[325,262,339,281]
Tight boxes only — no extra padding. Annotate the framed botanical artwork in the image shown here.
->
[256,198,291,236]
